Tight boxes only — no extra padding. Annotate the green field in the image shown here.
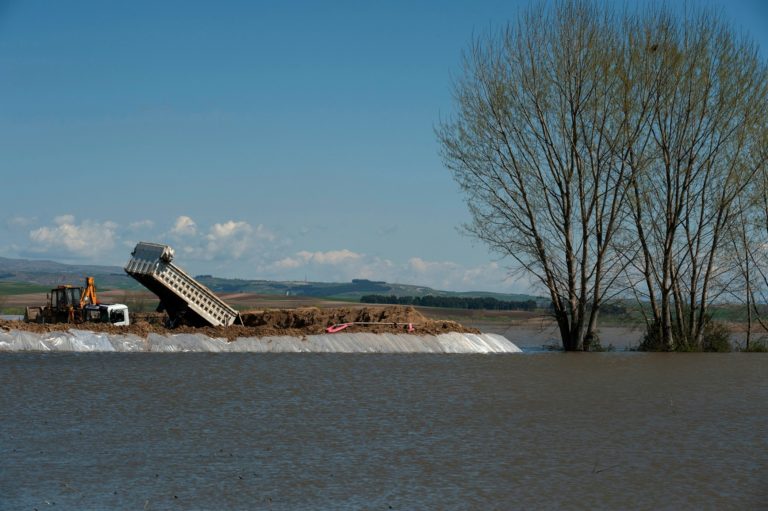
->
[0,281,50,295]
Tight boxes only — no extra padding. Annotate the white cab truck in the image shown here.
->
[124,242,240,327]
[83,304,130,326]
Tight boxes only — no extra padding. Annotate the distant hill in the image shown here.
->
[0,256,123,274]
[192,276,543,302]
[0,256,139,290]
[0,256,543,302]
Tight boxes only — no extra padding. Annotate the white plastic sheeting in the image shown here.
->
[0,328,522,353]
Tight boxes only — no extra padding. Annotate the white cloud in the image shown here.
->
[209,220,247,239]
[251,223,276,241]
[170,215,197,237]
[352,256,396,281]
[269,249,365,274]
[173,219,276,263]
[14,212,528,293]
[203,220,254,259]
[6,216,36,229]
[403,257,466,289]
[407,257,460,274]
[273,256,304,270]
[261,249,527,293]
[54,214,75,225]
[28,215,118,257]
[297,249,362,265]
[402,258,522,292]
[128,219,155,231]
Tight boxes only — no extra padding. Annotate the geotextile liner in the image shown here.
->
[0,329,522,353]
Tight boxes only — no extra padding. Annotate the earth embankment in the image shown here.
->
[0,305,477,340]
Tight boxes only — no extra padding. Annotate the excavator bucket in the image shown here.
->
[24,306,43,323]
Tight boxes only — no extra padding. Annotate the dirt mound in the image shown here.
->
[0,306,478,341]
[240,305,426,328]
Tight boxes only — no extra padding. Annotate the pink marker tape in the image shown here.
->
[326,323,352,333]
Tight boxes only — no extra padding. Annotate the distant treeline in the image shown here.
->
[361,294,538,311]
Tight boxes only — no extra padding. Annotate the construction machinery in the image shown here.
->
[24,277,130,326]
[124,242,240,327]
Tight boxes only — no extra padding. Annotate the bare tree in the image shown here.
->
[727,164,768,349]
[626,8,768,350]
[439,0,768,351]
[438,0,639,350]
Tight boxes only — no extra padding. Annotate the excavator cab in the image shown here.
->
[46,286,85,322]
[50,286,83,311]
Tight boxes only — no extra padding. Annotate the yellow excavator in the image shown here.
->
[24,277,130,326]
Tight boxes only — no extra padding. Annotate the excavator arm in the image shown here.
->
[79,276,99,308]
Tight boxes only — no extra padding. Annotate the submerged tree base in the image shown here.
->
[638,319,733,352]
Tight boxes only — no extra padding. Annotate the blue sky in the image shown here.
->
[1,0,766,293]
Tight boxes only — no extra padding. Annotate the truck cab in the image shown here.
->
[83,304,130,326]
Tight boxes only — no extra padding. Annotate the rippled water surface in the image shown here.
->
[1,353,766,510]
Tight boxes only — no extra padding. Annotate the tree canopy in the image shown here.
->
[438,0,768,350]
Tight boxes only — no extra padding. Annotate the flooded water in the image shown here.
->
[1,353,765,510]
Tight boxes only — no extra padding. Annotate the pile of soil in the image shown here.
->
[0,306,478,341]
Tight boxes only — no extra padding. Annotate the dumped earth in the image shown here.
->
[2,244,478,342]
[0,306,478,341]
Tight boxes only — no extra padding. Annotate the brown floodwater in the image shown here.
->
[0,352,765,509]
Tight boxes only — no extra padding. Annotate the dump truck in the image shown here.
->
[124,242,240,327]
[24,277,130,326]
